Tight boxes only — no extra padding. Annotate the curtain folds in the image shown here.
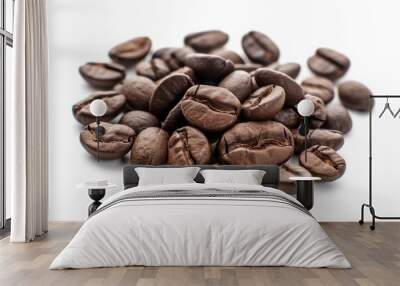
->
[9,0,48,242]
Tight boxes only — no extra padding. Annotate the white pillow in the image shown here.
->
[200,169,266,185]
[135,167,200,186]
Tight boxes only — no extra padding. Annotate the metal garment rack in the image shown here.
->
[359,95,400,230]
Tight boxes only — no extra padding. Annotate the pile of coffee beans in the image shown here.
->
[74,30,373,190]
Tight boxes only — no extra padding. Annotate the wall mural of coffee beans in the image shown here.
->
[74,30,372,192]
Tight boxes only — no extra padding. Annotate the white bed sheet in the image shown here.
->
[50,183,350,269]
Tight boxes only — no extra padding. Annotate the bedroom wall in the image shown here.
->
[48,0,400,221]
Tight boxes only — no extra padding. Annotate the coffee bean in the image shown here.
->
[184,53,234,82]
[211,49,244,64]
[119,110,160,134]
[292,129,344,154]
[152,47,182,70]
[75,31,361,171]
[305,94,327,128]
[109,36,152,65]
[274,107,300,128]
[301,77,334,104]
[152,47,194,71]
[280,163,311,182]
[72,90,126,125]
[173,47,196,63]
[323,103,352,134]
[79,62,125,89]
[136,58,170,81]
[181,85,241,132]
[172,66,196,81]
[130,127,169,164]
[80,122,135,160]
[234,63,263,72]
[254,68,305,106]
[219,121,294,165]
[206,133,221,164]
[242,31,280,65]
[299,145,346,181]
[279,163,311,194]
[152,47,173,59]
[161,100,187,133]
[338,80,372,111]
[242,85,285,120]
[118,76,156,111]
[184,30,229,52]
[269,62,301,79]
[250,73,260,91]
[219,70,253,102]
[168,126,211,165]
[149,73,193,119]
[307,48,350,80]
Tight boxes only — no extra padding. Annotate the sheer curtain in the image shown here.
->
[8,0,48,242]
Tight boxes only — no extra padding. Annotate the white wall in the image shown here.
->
[48,0,400,221]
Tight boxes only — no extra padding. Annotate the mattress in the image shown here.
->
[50,183,350,269]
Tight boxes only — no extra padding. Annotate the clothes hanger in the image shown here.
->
[378,97,395,118]
[393,106,400,118]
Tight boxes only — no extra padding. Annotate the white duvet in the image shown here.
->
[50,183,350,269]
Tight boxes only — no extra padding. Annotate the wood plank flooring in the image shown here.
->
[0,222,399,286]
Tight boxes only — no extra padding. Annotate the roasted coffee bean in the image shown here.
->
[299,145,346,182]
[242,31,280,65]
[181,85,241,132]
[323,103,352,134]
[280,163,311,182]
[338,80,372,111]
[211,49,244,64]
[184,53,234,82]
[79,62,125,89]
[219,121,294,165]
[149,73,193,119]
[305,94,327,128]
[301,77,334,104]
[130,127,169,164]
[219,71,253,102]
[254,68,305,106]
[119,110,160,134]
[72,90,126,125]
[279,163,311,194]
[274,107,300,128]
[161,100,187,133]
[168,126,211,165]
[136,58,170,81]
[250,73,260,91]
[80,122,135,160]
[234,63,263,73]
[152,47,194,71]
[242,85,285,120]
[118,76,156,111]
[184,30,229,52]
[307,48,350,80]
[172,66,196,81]
[152,47,182,70]
[206,133,221,164]
[269,62,301,79]
[292,129,344,154]
[109,36,152,65]
[173,47,196,63]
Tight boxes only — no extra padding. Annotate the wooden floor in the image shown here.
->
[0,222,399,286]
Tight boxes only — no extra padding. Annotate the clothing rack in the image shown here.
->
[359,95,400,230]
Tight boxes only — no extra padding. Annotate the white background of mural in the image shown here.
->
[48,0,400,221]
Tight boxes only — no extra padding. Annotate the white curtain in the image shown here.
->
[8,0,49,242]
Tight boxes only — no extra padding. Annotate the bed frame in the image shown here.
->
[123,165,280,190]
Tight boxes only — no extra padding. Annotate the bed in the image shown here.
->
[50,165,350,269]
